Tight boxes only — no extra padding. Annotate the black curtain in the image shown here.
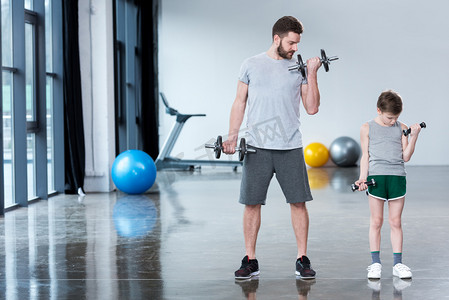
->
[62,0,85,194]
[138,0,159,160]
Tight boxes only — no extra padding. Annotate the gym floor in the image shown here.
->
[0,166,448,299]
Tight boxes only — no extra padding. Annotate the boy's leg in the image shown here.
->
[389,197,412,278]
[290,202,309,258]
[369,196,385,251]
[243,204,262,259]
[367,196,384,279]
[388,197,405,253]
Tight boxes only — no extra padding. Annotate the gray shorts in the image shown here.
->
[239,147,313,205]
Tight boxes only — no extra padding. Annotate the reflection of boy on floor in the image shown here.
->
[355,90,422,280]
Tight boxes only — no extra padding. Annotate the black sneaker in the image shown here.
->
[235,256,260,279]
[295,256,316,279]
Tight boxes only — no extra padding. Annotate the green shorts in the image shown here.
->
[367,175,406,201]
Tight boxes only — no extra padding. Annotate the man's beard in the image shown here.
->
[277,43,294,59]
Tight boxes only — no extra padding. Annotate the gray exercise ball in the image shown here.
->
[329,136,361,167]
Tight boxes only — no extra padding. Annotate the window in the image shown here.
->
[45,0,55,193]
[25,13,38,199]
[2,0,15,208]
[1,0,63,213]
[25,0,33,10]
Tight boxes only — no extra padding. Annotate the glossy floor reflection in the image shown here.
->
[1,166,448,299]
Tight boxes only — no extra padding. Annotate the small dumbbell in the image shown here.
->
[403,122,426,136]
[205,136,256,161]
[288,49,339,77]
[351,178,376,192]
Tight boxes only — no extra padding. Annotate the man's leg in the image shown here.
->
[290,202,309,258]
[243,204,262,259]
[291,201,315,278]
[235,148,271,279]
[235,204,262,279]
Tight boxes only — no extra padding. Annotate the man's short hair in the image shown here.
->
[272,16,303,39]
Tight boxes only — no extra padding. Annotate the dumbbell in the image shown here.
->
[288,49,339,77]
[403,122,426,136]
[351,178,376,192]
[205,136,256,161]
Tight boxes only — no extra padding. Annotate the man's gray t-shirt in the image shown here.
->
[238,52,307,150]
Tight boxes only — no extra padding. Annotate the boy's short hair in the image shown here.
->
[377,90,403,115]
[272,16,303,39]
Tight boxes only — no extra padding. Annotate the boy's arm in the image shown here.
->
[402,122,422,162]
[223,81,248,154]
[355,123,370,190]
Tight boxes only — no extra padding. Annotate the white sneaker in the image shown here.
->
[393,263,412,279]
[367,263,382,279]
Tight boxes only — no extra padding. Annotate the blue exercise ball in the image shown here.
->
[111,150,157,194]
[113,195,158,238]
[329,136,361,167]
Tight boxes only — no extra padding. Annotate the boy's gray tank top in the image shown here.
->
[368,120,406,176]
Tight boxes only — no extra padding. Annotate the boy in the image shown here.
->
[355,90,422,279]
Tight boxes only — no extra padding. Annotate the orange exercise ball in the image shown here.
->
[304,142,329,168]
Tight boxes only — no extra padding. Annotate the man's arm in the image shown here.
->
[223,81,248,154]
[300,57,321,115]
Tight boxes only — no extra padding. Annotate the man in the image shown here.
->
[222,16,322,280]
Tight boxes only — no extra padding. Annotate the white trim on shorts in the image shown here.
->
[367,192,406,202]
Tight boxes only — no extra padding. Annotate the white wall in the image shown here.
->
[158,0,449,165]
[79,0,116,192]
